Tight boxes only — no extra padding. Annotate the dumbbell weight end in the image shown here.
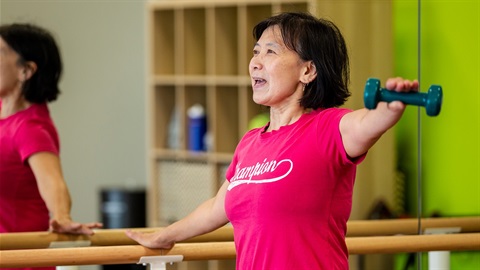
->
[425,85,442,116]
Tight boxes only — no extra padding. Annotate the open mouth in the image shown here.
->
[253,77,267,87]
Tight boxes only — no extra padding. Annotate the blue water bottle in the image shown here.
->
[187,104,207,151]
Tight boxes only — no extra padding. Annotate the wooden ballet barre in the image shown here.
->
[0,242,235,267]
[346,216,480,236]
[346,233,480,254]
[1,233,479,268]
[0,226,234,250]
[1,216,478,250]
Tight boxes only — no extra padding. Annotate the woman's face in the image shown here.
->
[0,38,23,98]
[249,26,307,108]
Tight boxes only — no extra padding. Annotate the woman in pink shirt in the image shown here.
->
[127,12,418,270]
[0,23,102,270]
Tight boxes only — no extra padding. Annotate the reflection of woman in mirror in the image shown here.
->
[0,23,102,262]
[127,12,418,269]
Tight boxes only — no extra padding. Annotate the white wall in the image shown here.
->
[0,0,147,269]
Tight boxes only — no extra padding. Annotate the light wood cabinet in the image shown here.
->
[146,0,314,269]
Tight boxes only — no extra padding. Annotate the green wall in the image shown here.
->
[394,0,479,269]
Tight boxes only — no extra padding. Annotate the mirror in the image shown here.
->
[397,0,480,269]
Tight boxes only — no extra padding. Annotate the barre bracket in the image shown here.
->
[138,255,184,270]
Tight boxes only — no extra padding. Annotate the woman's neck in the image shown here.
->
[0,93,31,119]
[266,106,310,132]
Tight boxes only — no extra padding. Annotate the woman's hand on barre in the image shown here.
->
[125,229,175,249]
[49,218,103,235]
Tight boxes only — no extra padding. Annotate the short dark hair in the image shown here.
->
[0,23,62,103]
[253,12,350,109]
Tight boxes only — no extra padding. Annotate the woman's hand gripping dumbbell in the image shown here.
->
[364,78,443,116]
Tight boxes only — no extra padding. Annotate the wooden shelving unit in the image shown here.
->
[146,0,314,269]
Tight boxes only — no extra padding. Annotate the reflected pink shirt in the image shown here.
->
[0,102,59,232]
[0,102,58,270]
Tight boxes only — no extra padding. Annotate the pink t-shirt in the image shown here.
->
[225,108,365,270]
[0,102,59,230]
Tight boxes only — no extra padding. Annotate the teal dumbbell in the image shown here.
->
[364,78,443,116]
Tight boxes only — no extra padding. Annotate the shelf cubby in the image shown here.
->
[212,6,238,75]
[183,8,207,75]
[152,9,175,75]
[212,85,239,153]
[153,85,176,149]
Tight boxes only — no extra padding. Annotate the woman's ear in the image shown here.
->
[22,61,38,81]
[301,61,317,84]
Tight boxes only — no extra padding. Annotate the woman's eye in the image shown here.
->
[267,49,276,54]
[252,49,259,55]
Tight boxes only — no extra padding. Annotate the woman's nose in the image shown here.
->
[249,57,261,71]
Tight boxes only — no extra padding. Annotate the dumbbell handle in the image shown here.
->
[378,89,427,106]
